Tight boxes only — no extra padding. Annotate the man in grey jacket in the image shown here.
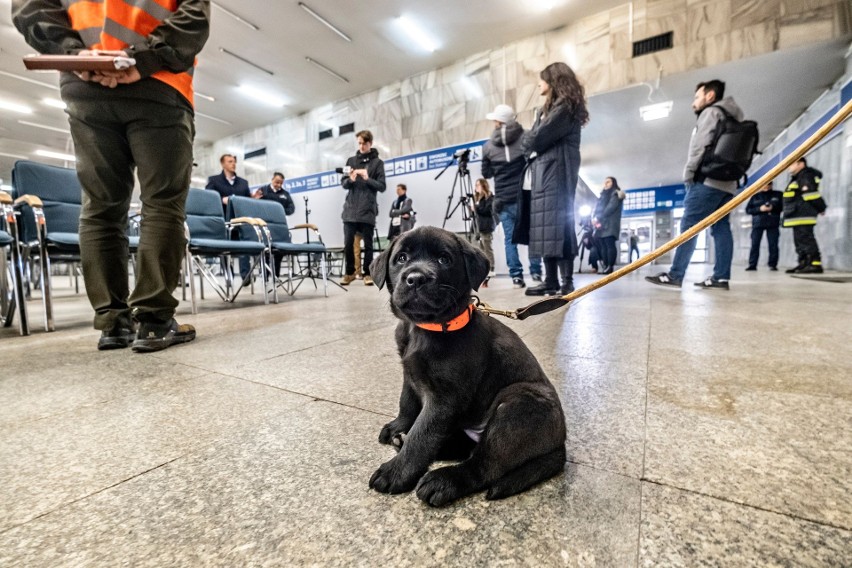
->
[646,79,743,291]
[481,104,542,288]
[340,130,386,286]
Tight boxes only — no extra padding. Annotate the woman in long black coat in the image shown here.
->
[522,62,589,296]
[593,176,625,274]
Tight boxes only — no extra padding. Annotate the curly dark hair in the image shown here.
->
[540,62,589,126]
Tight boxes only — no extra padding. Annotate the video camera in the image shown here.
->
[334,166,353,175]
[453,148,471,163]
[335,155,371,176]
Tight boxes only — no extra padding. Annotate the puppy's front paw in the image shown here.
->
[378,419,410,446]
[415,466,470,507]
[368,458,420,494]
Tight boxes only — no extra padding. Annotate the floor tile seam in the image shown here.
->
[635,481,645,568]
[0,454,187,536]
[639,477,852,533]
[0,373,208,431]
[564,457,642,483]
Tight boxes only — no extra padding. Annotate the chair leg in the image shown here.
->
[39,251,55,332]
[187,248,198,315]
[321,253,328,298]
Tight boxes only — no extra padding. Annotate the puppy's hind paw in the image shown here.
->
[415,467,470,507]
[378,420,410,446]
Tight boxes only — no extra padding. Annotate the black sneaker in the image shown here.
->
[785,263,805,274]
[645,272,682,288]
[797,264,824,274]
[132,319,196,353]
[525,283,559,296]
[694,277,729,290]
[560,283,574,295]
[512,277,526,289]
[530,273,543,283]
[769,267,778,272]
[97,325,136,351]
[745,266,757,271]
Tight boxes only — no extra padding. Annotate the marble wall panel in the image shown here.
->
[646,0,688,45]
[518,56,550,88]
[377,81,401,104]
[401,93,422,118]
[778,7,836,49]
[730,20,779,60]
[515,35,548,61]
[442,103,466,131]
[401,70,438,97]
[780,0,839,17]
[544,25,578,62]
[438,126,468,148]
[645,45,688,78]
[421,87,444,111]
[686,32,731,70]
[610,8,634,62]
[440,60,464,85]
[516,83,542,113]
[577,35,612,70]
[470,118,494,141]
[401,110,442,139]
[732,0,782,29]
[687,0,732,41]
[577,10,611,44]
[491,44,517,66]
[464,50,491,77]
[490,57,518,97]
[467,71,493,101]
[578,64,611,95]
[836,1,852,37]
[631,0,649,39]
[466,94,504,125]
[442,82,466,106]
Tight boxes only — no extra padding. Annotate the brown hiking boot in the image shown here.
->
[363,275,374,286]
[340,274,356,285]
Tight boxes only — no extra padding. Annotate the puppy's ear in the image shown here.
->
[456,234,490,291]
[369,237,395,291]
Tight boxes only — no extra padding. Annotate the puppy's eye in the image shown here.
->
[437,255,450,265]
[396,253,408,264]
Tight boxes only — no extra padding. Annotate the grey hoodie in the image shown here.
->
[683,96,744,194]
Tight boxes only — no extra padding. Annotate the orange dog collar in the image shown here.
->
[415,304,475,333]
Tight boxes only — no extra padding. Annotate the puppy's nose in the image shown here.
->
[405,271,428,288]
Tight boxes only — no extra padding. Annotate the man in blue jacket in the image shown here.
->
[744,181,782,271]
[206,153,252,280]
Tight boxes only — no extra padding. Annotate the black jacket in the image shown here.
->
[12,0,210,109]
[783,166,827,228]
[341,148,386,225]
[745,189,782,229]
[593,187,625,239]
[474,195,495,234]
[206,171,250,213]
[520,102,582,258]
[257,184,295,216]
[481,121,525,211]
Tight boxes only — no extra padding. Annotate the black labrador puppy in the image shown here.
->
[369,226,566,506]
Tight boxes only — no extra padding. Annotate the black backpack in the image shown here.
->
[698,106,760,185]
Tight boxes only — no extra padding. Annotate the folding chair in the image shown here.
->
[183,189,270,314]
[228,196,334,297]
[0,191,29,335]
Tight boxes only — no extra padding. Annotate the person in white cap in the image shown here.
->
[481,104,542,288]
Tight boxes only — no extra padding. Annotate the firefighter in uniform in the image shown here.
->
[13,0,210,351]
[782,157,827,274]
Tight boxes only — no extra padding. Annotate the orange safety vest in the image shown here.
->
[65,0,195,106]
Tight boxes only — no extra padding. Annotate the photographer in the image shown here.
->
[340,130,386,286]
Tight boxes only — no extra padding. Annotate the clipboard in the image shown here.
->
[23,55,136,72]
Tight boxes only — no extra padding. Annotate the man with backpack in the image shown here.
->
[646,79,746,291]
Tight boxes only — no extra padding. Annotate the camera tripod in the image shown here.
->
[437,150,480,243]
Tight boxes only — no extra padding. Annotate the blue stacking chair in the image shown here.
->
[12,160,141,331]
[228,196,332,297]
[183,189,270,313]
[0,191,29,335]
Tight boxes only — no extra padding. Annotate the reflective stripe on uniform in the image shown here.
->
[802,192,822,201]
[788,182,799,189]
[783,217,817,227]
[783,191,795,197]
[811,260,822,266]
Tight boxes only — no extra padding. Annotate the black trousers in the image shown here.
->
[792,225,820,262]
[599,236,617,268]
[748,226,779,268]
[344,221,375,276]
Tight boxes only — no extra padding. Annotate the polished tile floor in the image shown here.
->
[1,264,850,566]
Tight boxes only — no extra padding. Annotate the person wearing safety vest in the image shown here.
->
[12,0,210,352]
[782,157,827,274]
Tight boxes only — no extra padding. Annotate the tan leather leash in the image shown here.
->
[476,98,852,321]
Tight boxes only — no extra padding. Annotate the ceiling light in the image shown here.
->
[640,101,673,121]
[219,48,273,75]
[35,149,76,162]
[195,111,232,125]
[0,70,59,91]
[298,2,351,42]
[18,120,71,134]
[397,16,438,53]
[305,57,349,83]
[0,100,33,114]
[42,98,67,109]
[210,1,259,31]
[195,92,216,102]
[239,85,287,107]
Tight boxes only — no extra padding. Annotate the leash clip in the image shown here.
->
[471,296,518,320]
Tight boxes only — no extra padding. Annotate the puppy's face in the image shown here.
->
[370,227,490,324]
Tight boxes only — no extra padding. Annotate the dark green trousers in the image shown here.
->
[65,97,194,330]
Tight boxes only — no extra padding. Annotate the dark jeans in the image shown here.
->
[669,183,733,281]
[629,242,640,262]
[792,225,820,263]
[498,201,541,278]
[748,226,779,268]
[599,235,617,268]
[66,97,194,330]
[344,221,374,276]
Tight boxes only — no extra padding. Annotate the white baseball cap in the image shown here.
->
[486,104,515,124]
